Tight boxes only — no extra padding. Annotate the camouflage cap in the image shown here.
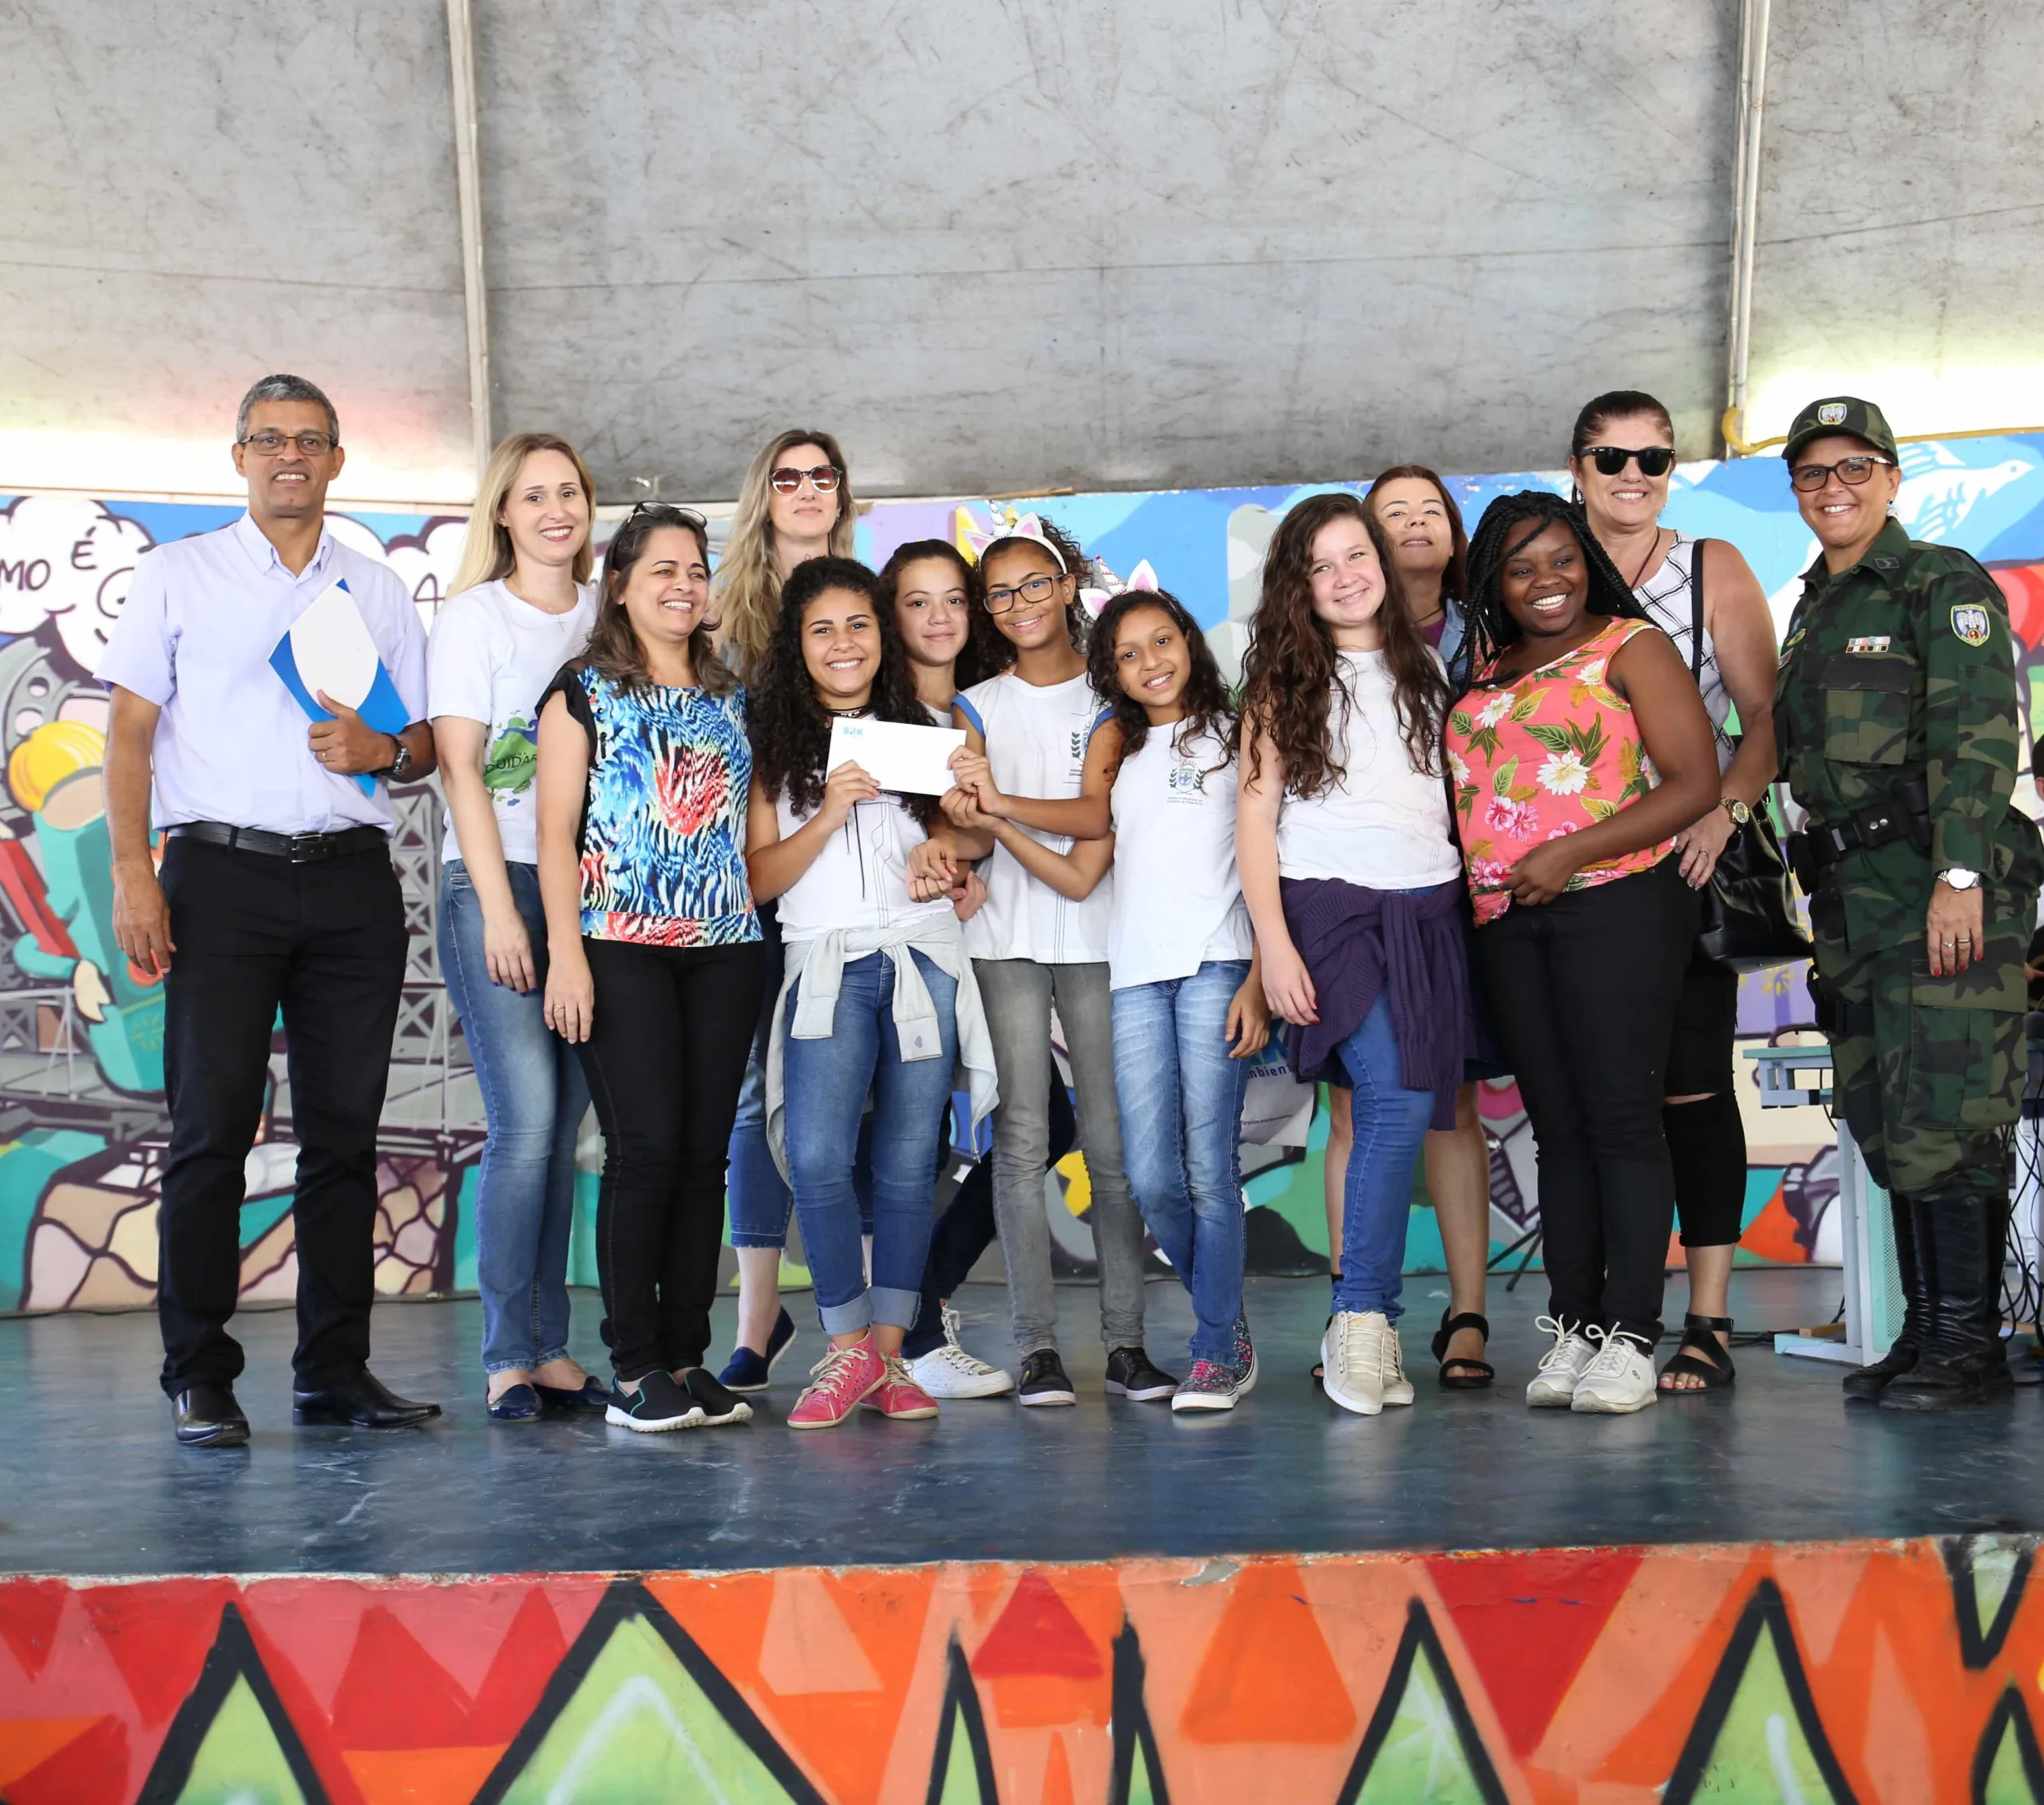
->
[1782,396,1900,466]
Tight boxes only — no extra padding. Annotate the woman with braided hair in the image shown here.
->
[1445,493,1718,1415]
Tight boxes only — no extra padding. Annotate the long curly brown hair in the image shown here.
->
[748,556,940,826]
[1235,492,1449,796]
[583,504,736,695]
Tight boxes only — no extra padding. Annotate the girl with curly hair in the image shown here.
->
[1447,491,1717,1415]
[1234,492,1473,1419]
[744,557,996,1430]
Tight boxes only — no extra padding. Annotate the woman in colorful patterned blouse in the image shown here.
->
[534,504,764,1434]
[1444,492,1717,1417]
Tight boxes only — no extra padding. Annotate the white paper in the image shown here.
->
[283,581,380,710]
[826,717,963,796]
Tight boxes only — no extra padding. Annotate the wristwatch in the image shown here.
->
[1719,797,1752,826]
[380,735,415,785]
[1939,866,1981,891]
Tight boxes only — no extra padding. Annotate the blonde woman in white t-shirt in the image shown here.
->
[938,518,1175,1408]
[428,432,604,1423]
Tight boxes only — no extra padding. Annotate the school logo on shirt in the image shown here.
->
[1951,604,1991,647]
[482,714,538,794]
[1068,728,1087,763]
[1167,757,1207,801]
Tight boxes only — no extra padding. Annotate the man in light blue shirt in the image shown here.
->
[101,374,442,1446]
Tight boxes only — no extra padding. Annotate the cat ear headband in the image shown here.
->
[965,508,1068,573]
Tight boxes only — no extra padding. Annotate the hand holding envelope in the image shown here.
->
[825,718,964,797]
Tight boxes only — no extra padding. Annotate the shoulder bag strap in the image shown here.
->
[1688,536,1705,680]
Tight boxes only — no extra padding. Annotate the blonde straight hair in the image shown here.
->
[449,431,598,597]
[711,427,857,678]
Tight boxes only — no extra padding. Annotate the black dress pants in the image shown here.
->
[577,936,763,1381]
[1476,858,1697,1345]
[157,837,408,1395]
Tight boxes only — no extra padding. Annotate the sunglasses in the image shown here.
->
[1789,455,1893,493]
[1582,445,1676,478]
[769,464,842,496]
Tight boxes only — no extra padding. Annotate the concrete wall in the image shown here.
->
[0,2,2035,502]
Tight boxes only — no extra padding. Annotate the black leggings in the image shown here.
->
[900,1077,1078,1360]
[576,936,763,1380]
[1662,963,1748,1249]
[1477,859,1697,1345]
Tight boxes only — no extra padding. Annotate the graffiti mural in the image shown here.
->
[2,1535,2042,1800]
[2,431,2039,1315]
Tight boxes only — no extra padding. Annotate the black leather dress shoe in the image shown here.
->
[293,1368,442,1429]
[172,1382,250,1447]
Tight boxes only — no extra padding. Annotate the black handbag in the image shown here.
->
[1685,540,1813,973]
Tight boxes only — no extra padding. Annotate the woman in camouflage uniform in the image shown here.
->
[1775,396,2042,1411]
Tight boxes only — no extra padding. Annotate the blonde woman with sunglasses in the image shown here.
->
[711,430,862,1391]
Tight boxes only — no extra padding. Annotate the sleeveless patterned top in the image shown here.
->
[546,665,761,947]
[1444,617,1674,923]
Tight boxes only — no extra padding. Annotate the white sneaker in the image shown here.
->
[1321,1311,1412,1417]
[906,1306,1015,1399]
[1571,1328,1658,1415]
[1526,1316,1598,1407]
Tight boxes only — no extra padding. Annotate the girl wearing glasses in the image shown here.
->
[1569,390,1778,1395]
[711,430,860,1395]
[429,432,605,1423]
[938,519,1175,1408]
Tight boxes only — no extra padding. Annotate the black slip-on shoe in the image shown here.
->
[487,1383,541,1423]
[533,1376,611,1415]
[293,1369,442,1429]
[605,1368,706,1433]
[172,1381,250,1447]
[678,1368,754,1427]
[1104,1346,1177,1401]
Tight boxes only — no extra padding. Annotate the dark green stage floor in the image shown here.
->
[5,1268,2038,1577]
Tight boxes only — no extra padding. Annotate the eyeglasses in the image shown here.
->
[1582,445,1675,478]
[1790,455,1893,493]
[240,430,337,457]
[769,464,842,495]
[626,500,708,529]
[984,573,1062,613]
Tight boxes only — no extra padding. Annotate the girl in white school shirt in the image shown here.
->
[938,518,1174,1408]
[997,584,1270,1412]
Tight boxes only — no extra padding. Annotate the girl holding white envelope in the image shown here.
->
[745,557,997,1431]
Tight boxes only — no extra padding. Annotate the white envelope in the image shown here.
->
[283,580,382,709]
[826,717,963,796]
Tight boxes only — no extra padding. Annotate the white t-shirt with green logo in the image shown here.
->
[426,577,597,866]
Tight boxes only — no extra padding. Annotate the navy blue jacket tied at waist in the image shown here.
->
[1278,875,1476,1131]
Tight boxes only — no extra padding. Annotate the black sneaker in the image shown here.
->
[1017,1349,1077,1407]
[605,1369,706,1433]
[1104,1346,1177,1401]
[678,1367,754,1427]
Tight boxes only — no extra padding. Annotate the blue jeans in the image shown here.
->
[783,951,958,1332]
[439,861,590,1372]
[1111,961,1250,1364]
[1332,992,1435,1321]
[727,907,794,1249]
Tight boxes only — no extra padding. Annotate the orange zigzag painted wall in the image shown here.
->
[2,1537,2043,1801]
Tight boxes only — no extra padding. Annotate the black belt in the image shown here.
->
[1785,777,1929,892]
[170,821,390,863]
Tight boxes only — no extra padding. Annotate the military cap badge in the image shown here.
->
[1816,402,1848,426]
[1951,603,1991,647]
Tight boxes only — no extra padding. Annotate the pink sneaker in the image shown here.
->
[787,1336,887,1430]
[862,1355,940,1421]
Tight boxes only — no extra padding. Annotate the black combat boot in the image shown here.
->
[1843,1193,1930,1400]
[1882,1194,2010,1411]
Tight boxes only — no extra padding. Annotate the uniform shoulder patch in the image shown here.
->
[1951,602,1991,647]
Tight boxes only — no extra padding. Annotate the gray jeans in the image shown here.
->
[973,957,1147,1357]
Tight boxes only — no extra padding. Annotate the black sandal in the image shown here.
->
[1430,1310,1495,1388]
[1658,1313,1736,1391]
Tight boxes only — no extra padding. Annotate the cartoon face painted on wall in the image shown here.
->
[0,495,155,675]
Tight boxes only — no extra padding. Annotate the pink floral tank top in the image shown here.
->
[1444,617,1673,923]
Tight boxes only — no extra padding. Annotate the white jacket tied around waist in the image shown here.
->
[763,911,1000,1184]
